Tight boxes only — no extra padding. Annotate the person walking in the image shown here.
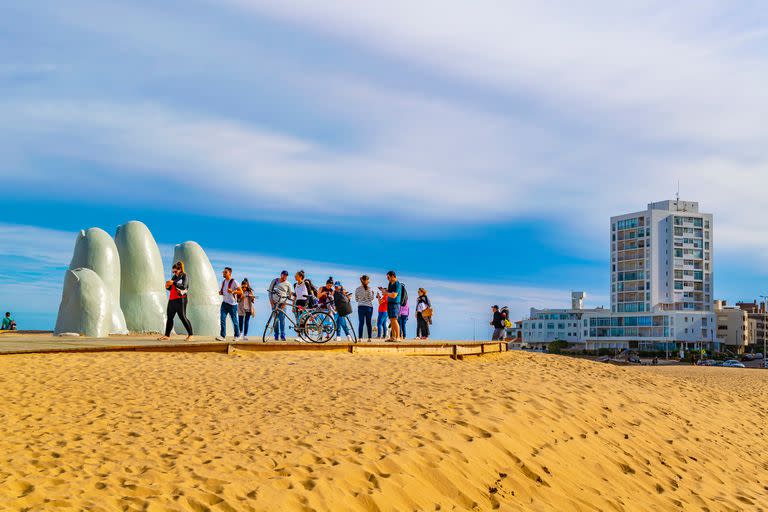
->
[490,305,505,341]
[415,288,432,340]
[379,271,402,342]
[159,261,194,341]
[355,275,375,342]
[268,270,293,341]
[216,267,242,341]
[333,281,353,341]
[238,278,256,341]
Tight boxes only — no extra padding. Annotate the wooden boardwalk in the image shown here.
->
[0,332,508,359]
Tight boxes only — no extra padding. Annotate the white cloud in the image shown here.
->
[4,0,768,260]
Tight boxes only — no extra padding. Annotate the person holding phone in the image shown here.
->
[379,271,402,342]
[158,261,193,341]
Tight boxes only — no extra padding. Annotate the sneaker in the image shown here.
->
[243,336,249,341]
[335,336,341,341]
[215,336,225,341]
[274,336,279,341]
[234,336,243,342]
[346,335,353,341]
[280,335,286,341]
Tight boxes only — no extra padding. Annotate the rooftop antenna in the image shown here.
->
[675,180,685,211]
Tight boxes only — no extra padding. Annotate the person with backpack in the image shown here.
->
[1,312,15,331]
[294,270,316,308]
[375,292,388,339]
[237,278,256,341]
[415,288,432,340]
[354,274,375,342]
[217,267,242,341]
[490,305,505,341]
[158,261,193,341]
[333,281,353,341]
[268,270,293,341]
[398,288,410,338]
[378,270,402,342]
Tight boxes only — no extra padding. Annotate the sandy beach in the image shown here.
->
[0,350,765,511]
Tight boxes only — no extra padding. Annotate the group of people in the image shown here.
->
[158,264,256,342]
[1,312,16,331]
[158,264,434,342]
[267,269,434,342]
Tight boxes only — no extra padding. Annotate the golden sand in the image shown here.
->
[0,351,765,511]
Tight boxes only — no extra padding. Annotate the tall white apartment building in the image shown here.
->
[521,199,717,352]
[611,200,713,313]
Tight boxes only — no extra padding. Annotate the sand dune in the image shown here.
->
[0,351,765,511]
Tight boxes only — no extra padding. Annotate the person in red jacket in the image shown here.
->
[376,291,389,339]
[158,261,193,341]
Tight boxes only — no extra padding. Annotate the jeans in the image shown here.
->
[357,305,373,339]
[274,309,286,338]
[416,312,429,338]
[165,298,193,337]
[334,313,350,336]
[399,314,408,338]
[220,303,240,338]
[238,313,251,336]
[376,311,388,338]
[492,327,505,341]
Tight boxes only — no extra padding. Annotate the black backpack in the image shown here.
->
[335,289,353,316]
[304,279,318,297]
[399,283,408,306]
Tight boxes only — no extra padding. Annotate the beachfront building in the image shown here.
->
[521,199,718,353]
[611,199,713,313]
[522,293,714,352]
[735,301,768,352]
[714,300,749,354]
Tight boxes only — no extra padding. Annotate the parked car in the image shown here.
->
[722,360,746,368]
[754,353,764,359]
[742,353,756,361]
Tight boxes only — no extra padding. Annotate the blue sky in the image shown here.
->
[2,1,768,338]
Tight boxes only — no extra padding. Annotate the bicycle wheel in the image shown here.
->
[262,310,277,343]
[304,311,336,343]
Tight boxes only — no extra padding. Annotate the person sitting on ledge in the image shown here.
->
[2,312,15,331]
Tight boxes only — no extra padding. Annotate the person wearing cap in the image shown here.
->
[333,281,353,341]
[268,270,293,341]
[490,305,505,341]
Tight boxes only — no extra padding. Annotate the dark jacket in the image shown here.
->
[491,311,504,328]
[167,272,189,297]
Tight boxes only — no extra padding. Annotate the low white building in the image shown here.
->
[522,292,717,352]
